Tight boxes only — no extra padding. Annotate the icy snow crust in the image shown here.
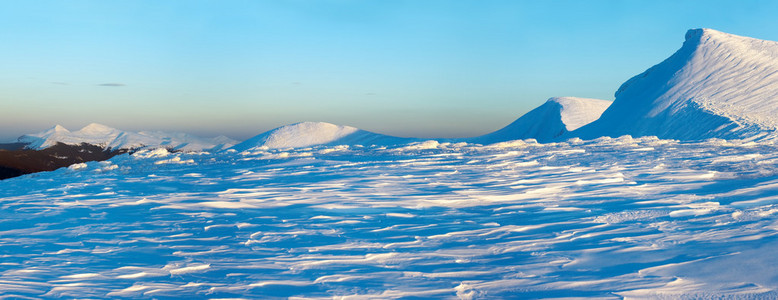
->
[575,28,778,141]
[4,137,778,298]
[18,123,237,152]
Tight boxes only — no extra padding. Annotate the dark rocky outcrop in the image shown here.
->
[0,142,127,180]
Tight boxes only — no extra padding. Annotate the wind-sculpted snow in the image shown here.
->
[3,138,778,298]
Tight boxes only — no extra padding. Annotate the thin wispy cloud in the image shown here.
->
[97,83,126,87]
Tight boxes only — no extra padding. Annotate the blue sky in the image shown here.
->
[2,0,778,141]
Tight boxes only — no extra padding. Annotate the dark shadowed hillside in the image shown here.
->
[0,143,127,180]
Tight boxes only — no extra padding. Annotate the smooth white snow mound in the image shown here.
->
[470,97,611,144]
[231,122,414,151]
[574,28,778,141]
[18,123,237,151]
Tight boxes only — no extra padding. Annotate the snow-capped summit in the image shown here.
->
[470,97,611,144]
[19,123,120,149]
[77,123,120,135]
[17,123,237,152]
[574,28,778,141]
[231,122,413,151]
[52,124,69,133]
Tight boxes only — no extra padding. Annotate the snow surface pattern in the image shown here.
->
[3,138,778,298]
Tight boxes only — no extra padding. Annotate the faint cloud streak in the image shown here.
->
[97,83,126,87]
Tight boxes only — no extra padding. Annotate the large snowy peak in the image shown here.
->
[231,122,414,151]
[18,123,237,152]
[574,28,778,141]
[471,97,611,144]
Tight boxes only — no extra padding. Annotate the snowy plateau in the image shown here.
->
[3,28,778,299]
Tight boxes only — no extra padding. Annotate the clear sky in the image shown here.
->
[2,0,778,141]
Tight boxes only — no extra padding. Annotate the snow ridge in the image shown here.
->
[470,97,611,144]
[18,123,237,152]
[231,122,414,151]
[574,28,778,141]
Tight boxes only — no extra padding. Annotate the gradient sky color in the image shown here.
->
[2,0,778,141]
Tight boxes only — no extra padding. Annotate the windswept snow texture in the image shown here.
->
[3,138,778,298]
[576,28,778,141]
[231,122,414,151]
[18,123,237,152]
[473,97,611,144]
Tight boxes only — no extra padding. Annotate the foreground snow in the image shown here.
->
[2,138,778,298]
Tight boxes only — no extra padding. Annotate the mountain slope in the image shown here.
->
[18,124,114,149]
[470,97,611,144]
[231,122,414,151]
[0,143,125,180]
[574,28,778,141]
[18,123,237,151]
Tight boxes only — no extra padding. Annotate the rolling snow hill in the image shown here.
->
[18,123,237,152]
[231,122,415,151]
[574,28,778,141]
[471,97,612,144]
[233,98,611,151]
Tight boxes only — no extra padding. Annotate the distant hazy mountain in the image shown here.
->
[17,123,237,152]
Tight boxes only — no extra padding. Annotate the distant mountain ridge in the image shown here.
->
[18,123,237,152]
[18,28,778,153]
[229,96,612,151]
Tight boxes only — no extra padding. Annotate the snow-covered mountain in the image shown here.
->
[18,123,237,152]
[18,123,118,150]
[470,97,611,144]
[231,122,415,151]
[233,99,611,151]
[574,28,778,141]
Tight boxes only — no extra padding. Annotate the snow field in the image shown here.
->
[2,137,778,298]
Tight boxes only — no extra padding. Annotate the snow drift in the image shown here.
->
[18,123,237,152]
[231,122,414,151]
[574,28,778,141]
[471,97,611,144]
